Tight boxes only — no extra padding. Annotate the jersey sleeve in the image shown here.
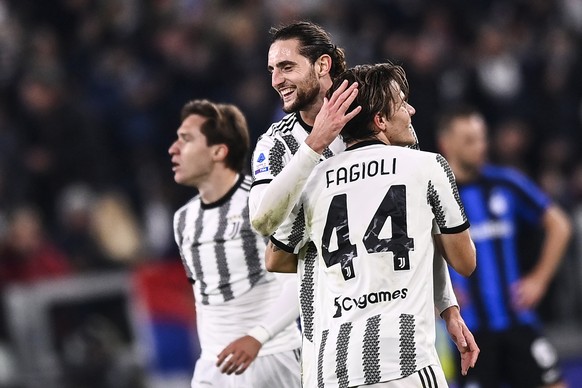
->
[249,138,321,237]
[269,198,311,254]
[247,273,300,343]
[428,154,470,234]
[433,252,459,314]
[250,131,282,184]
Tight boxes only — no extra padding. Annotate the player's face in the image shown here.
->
[169,114,216,187]
[268,38,321,113]
[384,88,417,146]
[445,115,488,170]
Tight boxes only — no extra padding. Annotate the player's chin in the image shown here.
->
[281,101,296,113]
[173,174,186,185]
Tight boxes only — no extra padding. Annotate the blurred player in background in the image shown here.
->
[169,99,301,387]
[437,105,572,388]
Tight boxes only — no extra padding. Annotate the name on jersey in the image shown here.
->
[325,158,396,188]
[333,287,408,318]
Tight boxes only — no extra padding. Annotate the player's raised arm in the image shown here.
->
[249,81,360,237]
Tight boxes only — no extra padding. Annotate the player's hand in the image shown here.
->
[441,306,479,376]
[512,274,547,311]
[306,80,361,154]
[216,335,262,375]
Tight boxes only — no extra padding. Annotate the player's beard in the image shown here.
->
[281,68,320,113]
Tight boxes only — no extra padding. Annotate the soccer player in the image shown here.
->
[275,62,476,387]
[249,21,479,386]
[169,99,301,388]
[436,105,572,388]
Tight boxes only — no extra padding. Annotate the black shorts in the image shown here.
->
[456,325,563,387]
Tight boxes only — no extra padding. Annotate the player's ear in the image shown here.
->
[373,112,387,131]
[316,55,332,76]
[212,143,229,162]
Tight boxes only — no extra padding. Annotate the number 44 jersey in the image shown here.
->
[291,140,469,388]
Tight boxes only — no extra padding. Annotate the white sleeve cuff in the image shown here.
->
[300,141,324,162]
[247,325,271,345]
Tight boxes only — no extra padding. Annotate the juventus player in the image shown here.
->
[249,21,478,386]
[285,63,475,387]
[169,99,301,387]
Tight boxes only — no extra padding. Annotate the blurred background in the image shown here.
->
[0,0,581,387]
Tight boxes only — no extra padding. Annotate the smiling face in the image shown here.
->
[168,114,217,188]
[268,38,321,113]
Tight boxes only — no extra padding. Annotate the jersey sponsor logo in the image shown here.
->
[489,191,508,216]
[254,166,269,175]
[257,153,265,163]
[470,220,513,241]
[333,288,408,318]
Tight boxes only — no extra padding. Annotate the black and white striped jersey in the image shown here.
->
[292,142,469,387]
[173,174,301,359]
[251,113,346,341]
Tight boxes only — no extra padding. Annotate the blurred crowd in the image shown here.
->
[0,0,581,332]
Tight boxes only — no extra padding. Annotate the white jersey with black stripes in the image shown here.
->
[290,142,468,387]
[250,112,345,385]
[173,174,301,361]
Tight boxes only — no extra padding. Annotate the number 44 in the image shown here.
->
[321,185,415,280]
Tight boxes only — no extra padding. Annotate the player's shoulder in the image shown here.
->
[172,194,200,224]
[482,164,520,178]
[259,112,298,139]
[390,146,443,165]
[481,164,531,184]
[240,174,253,191]
[481,164,543,192]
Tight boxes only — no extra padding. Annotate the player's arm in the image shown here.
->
[216,273,300,375]
[249,81,361,236]
[432,223,459,314]
[249,143,320,236]
[433,234,479,375]
[265,240,298,273]
[513,204,572,310]
[430,154,476,277]
[441,305,480,375]
[434,231,475,277]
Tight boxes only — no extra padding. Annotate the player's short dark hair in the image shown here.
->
[436,104,482,136]
[269,21,347,79]
[180,99,249,172]
[328,62,409,143]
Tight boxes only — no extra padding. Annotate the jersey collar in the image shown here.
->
[345,139,385,151]
[295,112,313,133]
[200,174,245,209]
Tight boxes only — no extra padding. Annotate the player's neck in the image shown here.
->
[299,82,329,126]
[299,104,320,127]
[198,168,239,205]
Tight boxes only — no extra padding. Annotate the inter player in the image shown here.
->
[437,105,571,388]
[249,21,478,385]
[169,99,301,387]
[278,62,476,387]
